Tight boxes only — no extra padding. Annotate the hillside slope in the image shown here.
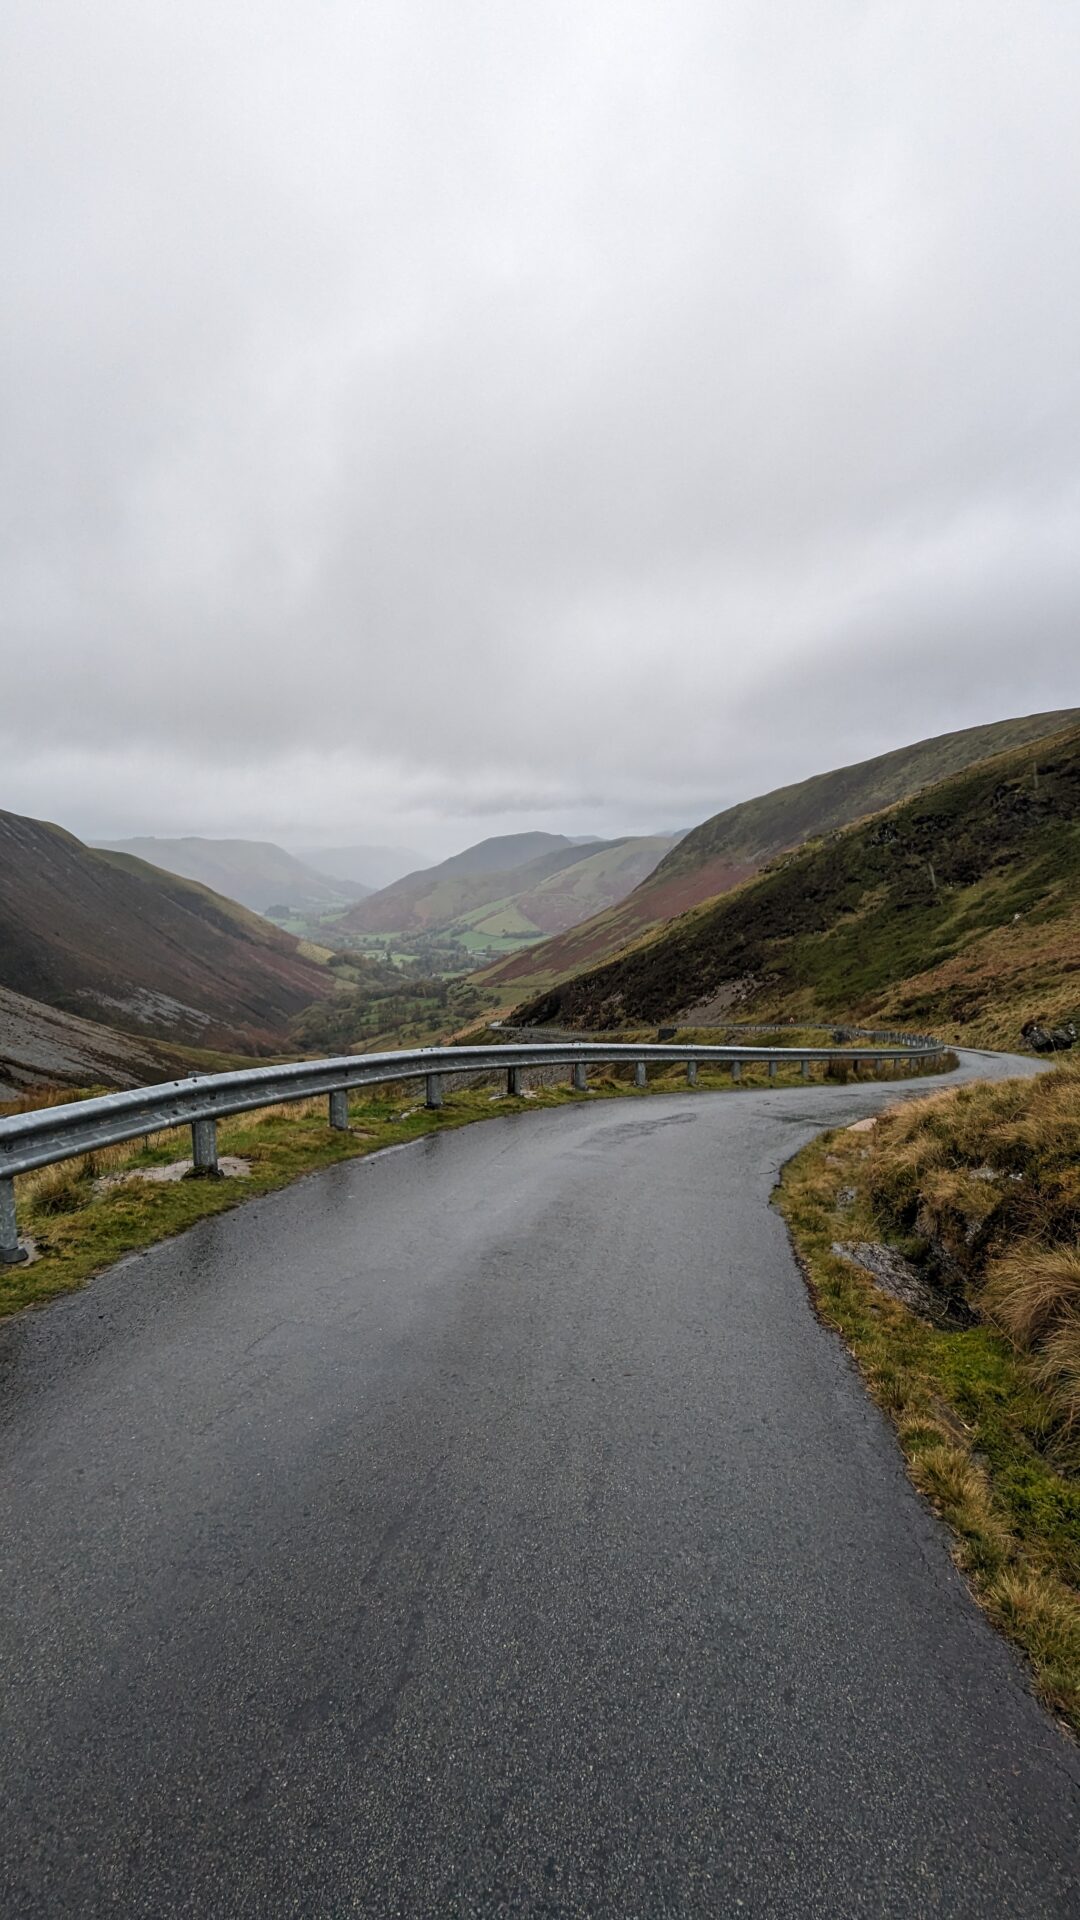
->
[480,708,1080,999]
[339,833,672,944]
[0,810,331,1051]
[0,985,183,1095]
[517,722,1080,1047]
[98,836,369,914]
[459,836,676,943]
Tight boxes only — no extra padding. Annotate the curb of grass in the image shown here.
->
[775,1127,1080,1738]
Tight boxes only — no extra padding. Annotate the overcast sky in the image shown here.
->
[2,2,1077,859]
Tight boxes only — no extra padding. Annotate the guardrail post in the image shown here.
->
[572,1063,588,1092]
[189,1118,220,1177]
[425,1073,444,1110]
[0,1176,27,1265]
[328,1090,349,1131]
[801,1058,810,1080]
[686,1061,697,1086]
[768,1059,777,1081]
[731,1060,741,1083]
[507,1066,522,1097]
[634,1062,647,1088]
[851,1060,860,1080]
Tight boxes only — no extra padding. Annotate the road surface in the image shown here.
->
[1,1050,1077,1916]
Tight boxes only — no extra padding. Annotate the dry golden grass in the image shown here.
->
[779,1062,1080,1731]
[864,1065,1080,1446]
[1035,1319,1080,1453]
[984,1247,1080,1347]
[871,892,1080,1050]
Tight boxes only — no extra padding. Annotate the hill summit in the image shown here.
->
[479,708,1080,1001]
[516,720,1080,1048]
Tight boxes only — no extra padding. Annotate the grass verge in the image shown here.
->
[2,1052,951,1320]
[776,1063,1080,1733]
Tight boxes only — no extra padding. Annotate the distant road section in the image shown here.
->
[1,1052,1077,1917]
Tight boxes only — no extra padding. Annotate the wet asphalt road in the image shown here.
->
[1,1051,1078,1917]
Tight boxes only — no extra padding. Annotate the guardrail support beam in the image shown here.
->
[189,1118,220,1178]
[801,1059,810,1080]
[0,1177,27,1265]
[507,1066,522,1097]
[572,1063,588,1092]
[328,1090,350,1131]
[731,1060,741,1082]
[425,1073,444,1110]
[768,1059,777,1081]
[634,1062,647,1088]
[686,1061,697,1086]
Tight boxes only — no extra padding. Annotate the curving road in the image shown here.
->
[1,1050,1077,1917]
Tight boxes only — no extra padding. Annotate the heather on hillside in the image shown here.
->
[480,708,1079,1002]
[519,723,1080,1048]
[0,809,330,1053]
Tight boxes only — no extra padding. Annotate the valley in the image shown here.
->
[4,708,1078,1086]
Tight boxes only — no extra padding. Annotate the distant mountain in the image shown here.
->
[425,832,583,880]
[516,720,1080,1049]
[0,810,330,1051]
[338,834,676,945]
[454,837,678,943]
[292,844,431,890]
[478,708,1080,1001]
[96,836,368,914]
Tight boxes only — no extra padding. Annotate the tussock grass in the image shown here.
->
[1036,1322,1080,1460]
[984,1247,1080,1348]
[778,1060,1080,1731]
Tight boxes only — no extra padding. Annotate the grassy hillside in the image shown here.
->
[780,1065,1080,1729]
[338,834,580,937]
[98,835,369,915]
[0,809,332,1052]
[339,833,675,953]
[517,722,1080,1048]
[480,708,1080,1001]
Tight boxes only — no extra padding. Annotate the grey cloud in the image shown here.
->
[1,1,1077,856]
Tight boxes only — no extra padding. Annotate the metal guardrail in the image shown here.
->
[0,1037,946,1265]
[497,1021,937,1048]
[697,1024,937,1046]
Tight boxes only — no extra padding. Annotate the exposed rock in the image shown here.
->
[832,1240,972,1326]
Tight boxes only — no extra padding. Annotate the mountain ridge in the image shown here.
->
[338,832,676,947]
[0,810,331,1052]
[514,720,1080,1048]
[476,708,1080,1000]
[97,835,369,915]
